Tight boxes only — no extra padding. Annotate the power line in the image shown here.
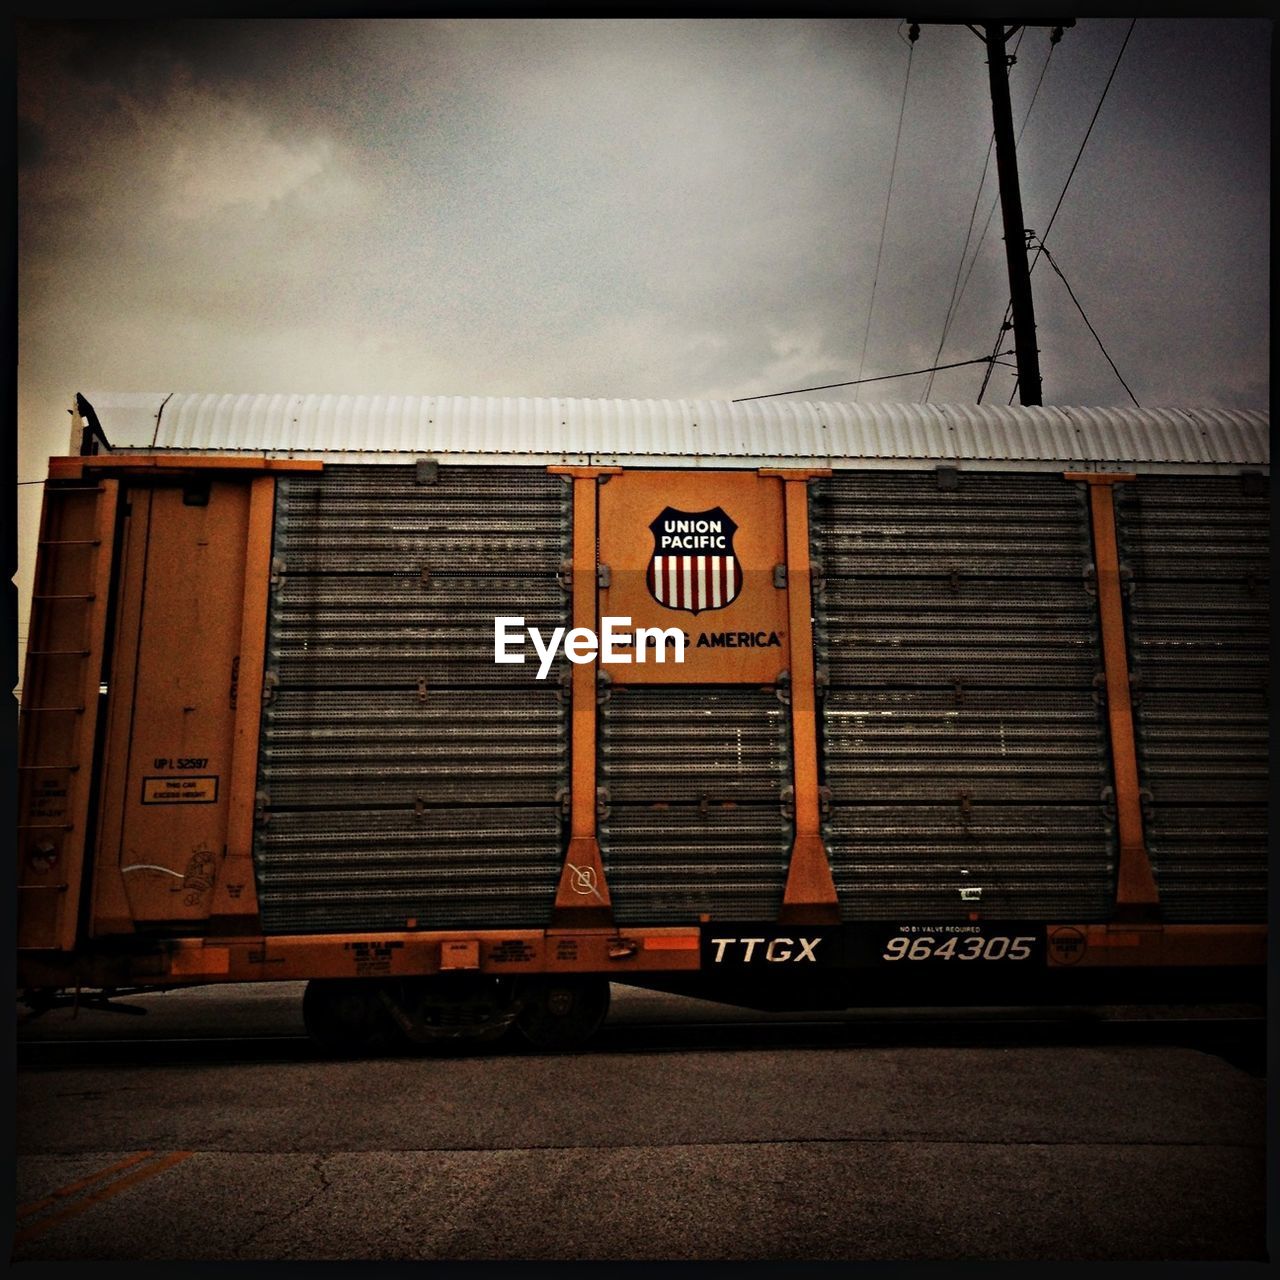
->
[924,137,998,403]
[978,301,1014,403]
[1006,18,1136,404]
[979,18,1138,404]
[854,30,916,403]
[1033,18,1137,268]
[732,354,1013,402]
[1036,242,1140,407]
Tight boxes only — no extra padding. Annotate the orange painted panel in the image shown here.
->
[598,471,788,683]
[92,480,251,931]
[49,458,323,493]
[90,488,154,935]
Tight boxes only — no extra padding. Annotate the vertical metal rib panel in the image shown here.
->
[812,472,1115,920]
[599,687,792,923]
[1117,475,1268,922]
[254,464,571,933]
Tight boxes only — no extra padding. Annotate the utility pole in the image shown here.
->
[984,21,1041,406]
[910,19,1073,406]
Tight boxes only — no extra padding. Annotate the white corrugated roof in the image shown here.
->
[73,392,1269,473]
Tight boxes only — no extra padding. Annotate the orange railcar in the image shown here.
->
[16,394,1268,1048]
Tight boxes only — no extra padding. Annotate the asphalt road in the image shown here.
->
[11,983,1268,1262]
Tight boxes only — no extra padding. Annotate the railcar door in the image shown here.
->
[89,475,262,935]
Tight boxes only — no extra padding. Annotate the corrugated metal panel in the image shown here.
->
[1112,806,1266,923]
[80,391,1269,472]
[255,808,563,932]
[253,463,571,934]
[819,581,1101,687]
[274,466,569,574]
[270,575,569,687]
[1133,692,1268,805]
[1117,476,1268,922]
[260,689,566,808]
[826,806,1115,920]
[813,471,1114,921]
[822,691,1113,802]
[1117,477,1271,582]
[266,466,569,688]
[599,687,791,924]
[1121,581,1269,690]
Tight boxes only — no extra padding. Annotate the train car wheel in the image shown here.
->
[302,979,397,1054]
[514,976,610,1051]
[382,974,518,1050]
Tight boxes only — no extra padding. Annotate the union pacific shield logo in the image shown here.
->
[646,506,741,614]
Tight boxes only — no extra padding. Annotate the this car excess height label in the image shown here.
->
[141,775,220,805]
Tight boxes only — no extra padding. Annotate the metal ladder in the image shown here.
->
[17,477,118,951]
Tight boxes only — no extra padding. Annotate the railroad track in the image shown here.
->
[16,1012,1265,1071]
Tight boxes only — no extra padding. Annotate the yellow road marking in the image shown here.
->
[17,1151,157,1220]
[14,1151,194,1246]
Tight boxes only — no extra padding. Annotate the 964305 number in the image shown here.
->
[882,934,1036,962]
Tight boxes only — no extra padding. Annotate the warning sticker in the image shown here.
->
[142,775,220,805]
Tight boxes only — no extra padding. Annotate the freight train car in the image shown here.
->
[17,393,1269,1049]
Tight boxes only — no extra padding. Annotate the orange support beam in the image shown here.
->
[772,472,840,925]
[547,468,622,926]
[50,455,324,477]
[210,474,275,930]
[16,926,704,989]
[1066,473,1159,916]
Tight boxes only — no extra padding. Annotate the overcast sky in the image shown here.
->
[13,17,1272,663]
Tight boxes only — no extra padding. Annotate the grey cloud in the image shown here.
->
[16,17,1270,414]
